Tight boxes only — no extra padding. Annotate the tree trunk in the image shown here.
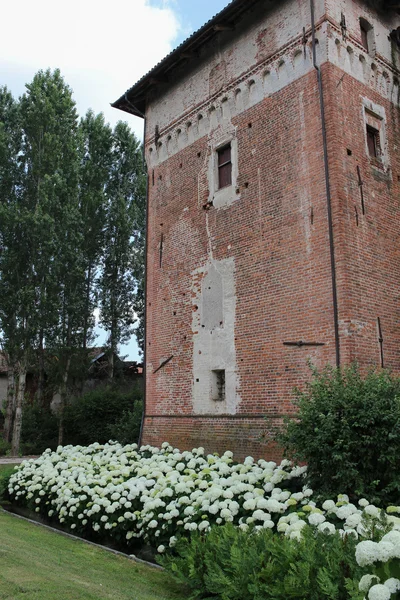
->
[58,356,71,446]
[36,331,45,405]
[108,350,114,381]
[83,264,92,351]
[11,364,27,457]
[4,368,16,442]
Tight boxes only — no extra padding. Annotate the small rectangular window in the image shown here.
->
[360,18,373,53]
[366,124,381,158]
[217,145,232,189]
[361,24,369,50]
[211,369,225,402]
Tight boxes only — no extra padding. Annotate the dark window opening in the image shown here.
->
[217,145,232,189]
[212,369,226,402]
[366,124,381,158]
[360,18,372,52]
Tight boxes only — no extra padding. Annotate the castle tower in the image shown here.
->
[114,0,400,459]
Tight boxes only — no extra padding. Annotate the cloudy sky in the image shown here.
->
[0,0,228,360]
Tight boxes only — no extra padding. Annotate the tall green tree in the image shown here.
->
[0,86,27,444]
[19,69,80,409]
[78,110,113,351]
[98,122,146,378]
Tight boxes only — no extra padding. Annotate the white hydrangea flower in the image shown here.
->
[377,542,395,563]
[359,574,380,592]
[356,541,380,567]
[384,578,400,594]
[308,513,326,526]
[322,500,336,511]
[318,522,336,535]
[368,584,391,600]
[364,505,380,518]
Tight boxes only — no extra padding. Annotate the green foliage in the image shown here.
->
[0,465,16,501]
[106,401,143,445]
[160,524,363,600]
[64,385,143,446]
[0,437,11,456]
[278,365,400,505]
[20,401,58,455]
[99,121,146,362]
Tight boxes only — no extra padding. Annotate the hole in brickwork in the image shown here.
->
[248,122,252,128]
[173,311,176,316]
[198,114,203,121]
[245,182,249,188]
[196,378,199,383]
[159,174,162,181]
[180,163,183,168]
[211,370,225,402]
[347,148,352,156]
[197,152,201,157]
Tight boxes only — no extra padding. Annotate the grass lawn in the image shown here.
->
[0,510,187,600]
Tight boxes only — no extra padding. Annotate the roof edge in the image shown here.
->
[111,0,258,118]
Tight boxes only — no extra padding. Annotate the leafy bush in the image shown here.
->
[9,442,400,559]
[63,385,143,446]
[0,465,16,501]
[159,523,363,600]
[355,531,400,599]
[20,401,59,455]
[106,401,143,445]
[0,436,11,456]
[278,365,400,505]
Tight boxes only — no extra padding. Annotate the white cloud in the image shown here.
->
[1,0,181,137]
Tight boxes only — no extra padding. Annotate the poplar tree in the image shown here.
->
[78,110,113,351]
[0,87,25,443]
[99,122,146,378]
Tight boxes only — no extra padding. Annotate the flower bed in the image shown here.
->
[8,441,400,557]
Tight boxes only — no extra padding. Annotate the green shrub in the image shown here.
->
[63,385,143,446]
[106,401,143,445]
[0,436,11,456]
[278,365,400,505]
[0,465,17,502]
[20,401,59,455]
[159,524,363,600]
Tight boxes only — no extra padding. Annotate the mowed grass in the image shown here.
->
[0,510,187,600]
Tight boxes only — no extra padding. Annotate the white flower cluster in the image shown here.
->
[356,532,400,599]
[7,441,400,554]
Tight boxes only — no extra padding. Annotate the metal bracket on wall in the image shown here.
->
[159,233,164,268]
[283,341,325,347]
[153,355,174,374]
[357,166,366,215]
[377,317,384,368]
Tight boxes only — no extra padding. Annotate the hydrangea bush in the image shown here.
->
[356,531,400,599]
[8,441,400,557]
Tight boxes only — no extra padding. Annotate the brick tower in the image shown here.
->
[113,0,400,459]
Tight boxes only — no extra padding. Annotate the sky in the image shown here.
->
[0,0,229,360]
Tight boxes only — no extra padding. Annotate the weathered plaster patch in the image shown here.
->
[191,257,241,415]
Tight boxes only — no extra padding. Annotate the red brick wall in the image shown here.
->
[143,37,400,462]
[323,61,400,371]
